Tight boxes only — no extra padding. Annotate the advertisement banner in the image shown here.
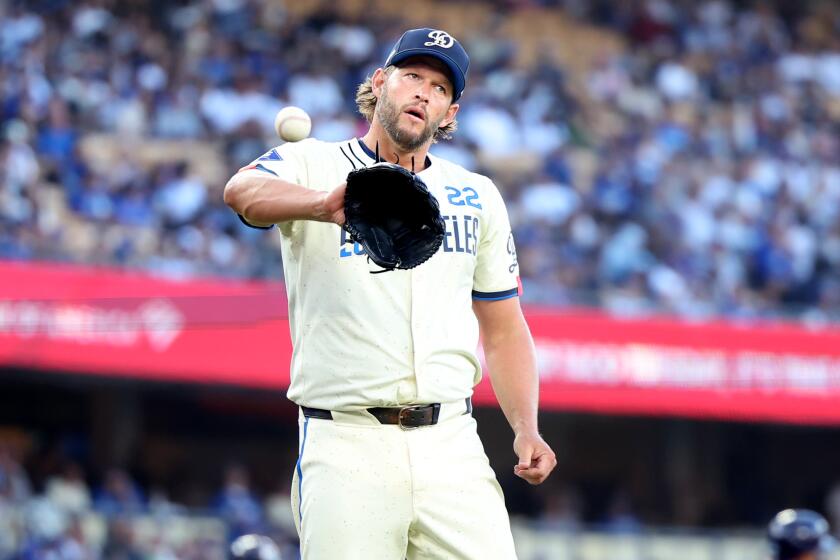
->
[3,262,840,424]
[0,262,291,388]
[473,309,840,424]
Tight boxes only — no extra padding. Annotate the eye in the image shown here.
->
[406,72,419,79]
[435,84,447,95]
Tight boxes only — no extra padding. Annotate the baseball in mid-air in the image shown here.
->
[274,106,311,142]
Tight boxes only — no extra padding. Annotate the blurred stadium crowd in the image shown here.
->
[2,439,840,559]
[0,443,300,559]
[1,0,839,320]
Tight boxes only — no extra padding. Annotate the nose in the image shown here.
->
[414,83,430,103]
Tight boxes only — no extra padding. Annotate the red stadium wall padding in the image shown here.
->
[3,262,840,425]
[0,261,291,388]
[473,309,840,424]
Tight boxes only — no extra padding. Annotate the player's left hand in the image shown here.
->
[513,431,556,485]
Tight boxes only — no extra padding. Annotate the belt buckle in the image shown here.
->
[397,405,424,431]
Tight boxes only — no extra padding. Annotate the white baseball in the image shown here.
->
[274,106,311,142]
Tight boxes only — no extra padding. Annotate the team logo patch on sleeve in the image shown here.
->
[257,149,283,161]
[238,148,287,175]
[507,232,519,274]
[237,163,279,176]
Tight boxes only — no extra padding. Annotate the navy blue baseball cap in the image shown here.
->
[384,28,470,101]
[768,509,836,559]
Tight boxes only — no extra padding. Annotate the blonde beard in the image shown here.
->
[376,85,440,151]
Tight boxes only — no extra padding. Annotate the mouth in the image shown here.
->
[404,107,426,123]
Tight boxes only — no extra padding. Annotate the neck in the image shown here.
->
[361,120,431,172]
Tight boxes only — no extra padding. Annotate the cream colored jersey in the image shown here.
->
[239,138,520,410]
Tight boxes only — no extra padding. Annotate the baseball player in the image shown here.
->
[767,509,836,560]
[224,28,556,559]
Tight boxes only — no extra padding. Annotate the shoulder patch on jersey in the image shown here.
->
[237,163,279,176]
[257,149,283,161]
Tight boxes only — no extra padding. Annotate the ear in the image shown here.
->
[440,102,460,128]
[371,67,387,99]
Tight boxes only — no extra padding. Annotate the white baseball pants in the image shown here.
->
[291,401,518,559]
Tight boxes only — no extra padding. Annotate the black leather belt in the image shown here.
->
[301,398,472,430]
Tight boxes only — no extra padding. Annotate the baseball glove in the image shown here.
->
[343,162,445,272]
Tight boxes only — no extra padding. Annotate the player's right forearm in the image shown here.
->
[223,171,333,225]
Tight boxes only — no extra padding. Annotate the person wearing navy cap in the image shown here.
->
[767,509,836,560]
[224,27,555,559]
[383,27,470,101]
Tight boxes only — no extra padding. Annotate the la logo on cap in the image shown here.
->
[424,30,454,48]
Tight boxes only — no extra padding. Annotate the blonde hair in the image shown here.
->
[355,67,458,142]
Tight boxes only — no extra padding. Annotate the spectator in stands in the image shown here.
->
[264,479,296,539]
[101,517,144,560]
[45,461,92,516]
[535,483,583,532]
[601,489,643,534]
[212,462,264,540]
[93,468,145,516]
[0,444,31,504]
[19,496,94,560]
